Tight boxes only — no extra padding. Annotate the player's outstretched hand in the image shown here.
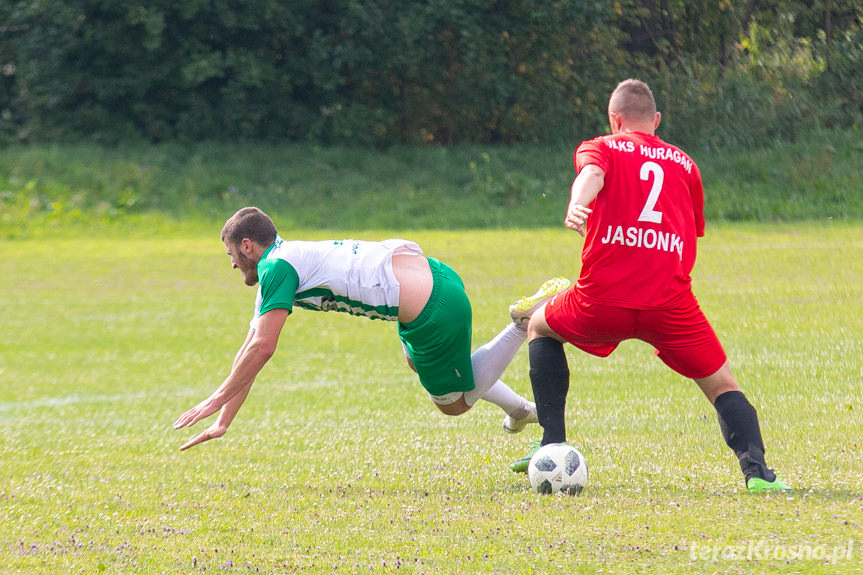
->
[564,203,592,236]
[178,421,228,451]
[173,397,219,430]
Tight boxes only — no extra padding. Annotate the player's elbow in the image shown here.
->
[584,165,605,187]
[582,164,605,178]
[249,338,278,360]
[572,165,605,204]
[259,342,278,359]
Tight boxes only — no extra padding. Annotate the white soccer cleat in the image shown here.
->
[509,277,571,325]
[502,403,539,434]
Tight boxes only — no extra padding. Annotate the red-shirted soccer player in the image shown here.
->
[507,79,791,493]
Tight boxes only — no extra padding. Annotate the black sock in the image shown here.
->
[528,337,570,445]
[714,390,774,481]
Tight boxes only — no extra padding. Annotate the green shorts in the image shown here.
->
[398,258,475,397]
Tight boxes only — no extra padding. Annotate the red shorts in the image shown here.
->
[544,289,726,379]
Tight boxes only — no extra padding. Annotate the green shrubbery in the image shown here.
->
[0,1,860,149]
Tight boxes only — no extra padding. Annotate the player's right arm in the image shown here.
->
[174,308,289,448]
[174,254,299,450]
[176,329,257,450]
[565,164,604,236]
[177,385,252,451]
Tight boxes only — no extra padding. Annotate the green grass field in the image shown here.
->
[1,224,861,574]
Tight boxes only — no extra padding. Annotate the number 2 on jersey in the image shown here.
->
[638,161,664,224]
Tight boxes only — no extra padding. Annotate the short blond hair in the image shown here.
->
[609,79,657,122]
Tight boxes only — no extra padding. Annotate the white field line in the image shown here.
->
[0,377,411,415]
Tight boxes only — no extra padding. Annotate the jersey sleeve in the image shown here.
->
[574,137,611,174]
[258,258,300,316]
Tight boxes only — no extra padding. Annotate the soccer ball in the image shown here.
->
[527,443,588,495]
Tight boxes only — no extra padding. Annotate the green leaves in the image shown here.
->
[0,0,861,146]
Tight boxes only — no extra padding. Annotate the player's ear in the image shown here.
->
[241,238,254,254]
[608,111,621,134]
[653,111,661,131]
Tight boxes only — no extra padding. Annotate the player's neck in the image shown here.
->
[618,126,655,136]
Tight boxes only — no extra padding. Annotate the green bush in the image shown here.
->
[0,1,860,148]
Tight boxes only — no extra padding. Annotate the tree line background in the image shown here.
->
[0,0,861,150]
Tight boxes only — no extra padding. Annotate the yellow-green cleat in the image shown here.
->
[509,277,571,325]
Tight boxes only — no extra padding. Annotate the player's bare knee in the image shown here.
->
[429,392,470,416]
[526,310,562,342]
[526,316,543,340]
[435,402,470,416]
[694,361,741,404]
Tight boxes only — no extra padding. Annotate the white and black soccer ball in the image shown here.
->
[527,443,588,495]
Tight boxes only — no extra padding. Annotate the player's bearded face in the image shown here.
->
[237,250,259,285]
[227,240,259,286]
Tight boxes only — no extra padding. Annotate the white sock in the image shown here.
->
[468,380,533,417]
[470,323,526,388]
[463,323,529,411]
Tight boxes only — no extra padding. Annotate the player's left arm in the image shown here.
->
[231,328,256,371]
[173,308,290,445]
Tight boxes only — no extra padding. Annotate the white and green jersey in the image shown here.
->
[250,236,423,329]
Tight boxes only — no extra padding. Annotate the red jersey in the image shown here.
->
[574,132,705,309]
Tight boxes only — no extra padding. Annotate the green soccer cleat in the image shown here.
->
[509,277,571,325]
[509,440,572,473]
[509,439,542,473]
[747,476,793,494]
[739,445,792,494]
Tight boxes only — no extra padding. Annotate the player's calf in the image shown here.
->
[714,391,791,492]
